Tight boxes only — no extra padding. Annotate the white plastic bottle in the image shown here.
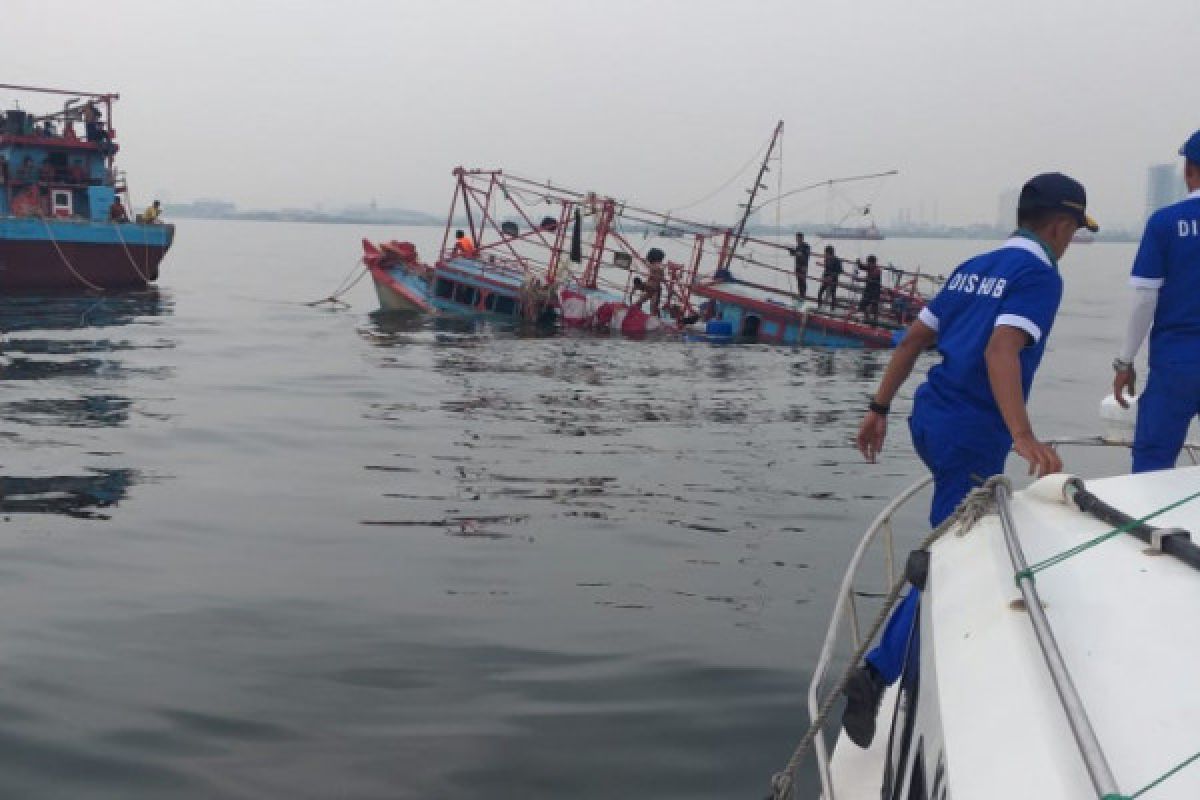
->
[1099,393,1138,444]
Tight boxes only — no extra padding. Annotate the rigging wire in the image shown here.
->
[665,131,775,214]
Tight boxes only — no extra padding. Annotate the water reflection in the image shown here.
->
[0,290,173,518]
[0,469,139,519]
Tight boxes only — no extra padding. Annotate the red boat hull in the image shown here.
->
[0,238,169,290]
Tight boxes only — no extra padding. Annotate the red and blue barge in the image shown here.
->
[0,83,173,291]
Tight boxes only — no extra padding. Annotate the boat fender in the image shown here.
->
[1025,473,1079,506]
[905,550,930,591]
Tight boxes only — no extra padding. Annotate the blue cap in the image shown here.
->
[1018,172,1098,232]
[1180,129,1200,164]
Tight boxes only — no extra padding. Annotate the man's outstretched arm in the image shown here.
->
[856,320,937,462]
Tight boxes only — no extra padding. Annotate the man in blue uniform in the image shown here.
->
[841,172,1098,748]
[1113,129,1200,473]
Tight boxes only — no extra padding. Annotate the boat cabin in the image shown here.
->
[0,88,123,223]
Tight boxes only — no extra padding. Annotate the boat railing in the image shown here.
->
[805,473,931,797]
[804,437,1200,799]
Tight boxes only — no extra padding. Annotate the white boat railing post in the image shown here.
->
[883,520,896,586]
[845,592,861,649]
[805,475,931,800]
[994,480,1121,797]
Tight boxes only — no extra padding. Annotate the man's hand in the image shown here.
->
[1013,432,1062,477]
[856,411,888,463]
[1113,367,1137,409]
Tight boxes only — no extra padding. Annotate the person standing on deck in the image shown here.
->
[632,247,666,315]
[1113,129,1200,473]
[140,200,162,224]
[817,244,843,308]
[788,232,811,299]
[108,196,130,224]
[451,229,476,258]
[858,254,883,326]
[842,172,1098,748]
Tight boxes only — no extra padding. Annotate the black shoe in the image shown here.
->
[841,663,885,748]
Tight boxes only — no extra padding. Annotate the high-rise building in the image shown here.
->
[1146,163,1183,220]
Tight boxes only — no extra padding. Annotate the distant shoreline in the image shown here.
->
[163,212,1142,242]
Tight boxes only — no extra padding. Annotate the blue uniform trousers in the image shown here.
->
[1133,365,1200,474]
[864,410,1008,684]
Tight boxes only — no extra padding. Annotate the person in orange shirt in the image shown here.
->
[451,229,476,257]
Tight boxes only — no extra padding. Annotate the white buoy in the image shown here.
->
[1099,393,1138,445]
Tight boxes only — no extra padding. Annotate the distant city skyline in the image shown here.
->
[1146,164,1185,221]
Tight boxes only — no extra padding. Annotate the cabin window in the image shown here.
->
[434,278,455,299]
[51,190,73,217]
[485,293,517,315]
[453,283,479,307]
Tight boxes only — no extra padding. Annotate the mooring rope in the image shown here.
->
[39,216,104,291]
[767,478,1002,800]
[111,221,154,284]
[306,260,369,308]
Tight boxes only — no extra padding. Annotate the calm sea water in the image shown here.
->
[0,220,1155,798]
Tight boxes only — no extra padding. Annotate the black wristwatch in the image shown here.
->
[1112,358,1134,373]
[868,400,890,415]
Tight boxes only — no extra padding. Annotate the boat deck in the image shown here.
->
[925,467,1200,798]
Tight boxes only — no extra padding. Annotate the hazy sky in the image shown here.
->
[7,0,1197,230]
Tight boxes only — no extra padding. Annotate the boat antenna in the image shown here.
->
[720,120,783,274]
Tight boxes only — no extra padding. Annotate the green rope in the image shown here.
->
[1100,746,1200,798]
[1014,486,1200,587]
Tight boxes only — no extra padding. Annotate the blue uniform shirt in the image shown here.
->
[913,233,1064,448]
[1131,189,1200,369]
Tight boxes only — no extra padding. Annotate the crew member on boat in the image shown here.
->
[632,247,666,315]
[858,254,883,326]
[788,232,811,298]
[817,245,843,308]
[844,173,1098,748]
[451,229,477,258]
[1113,129,1200,473]
[83,101,105,142]
[140,200,162,224]
[109,195,130,224]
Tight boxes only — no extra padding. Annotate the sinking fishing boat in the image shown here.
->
[361,125,934,346]
[768,410,1200,799]
[0,83,173,290]
[362,168,674,335]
